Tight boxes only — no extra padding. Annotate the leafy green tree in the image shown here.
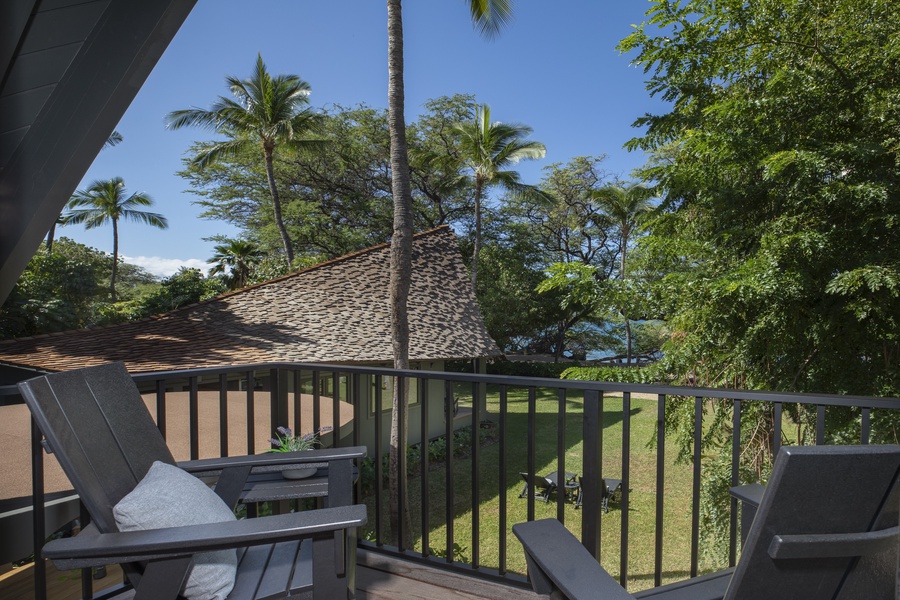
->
[0,241,102,338]
[166,54,322,266]
[620,0,900,566]
[454,103,546,288]
[65,178,167,301]
[592,183,655,363]
[136,268,225,316]
[178,99,478,261]
[385,0,512,548]
[208,239,265,290]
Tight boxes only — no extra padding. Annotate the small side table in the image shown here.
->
[729,482,765,545]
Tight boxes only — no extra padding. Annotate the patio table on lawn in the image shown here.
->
[545,471,580,501]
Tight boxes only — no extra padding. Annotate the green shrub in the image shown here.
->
[560,364,660,384]
[487,360,579,379]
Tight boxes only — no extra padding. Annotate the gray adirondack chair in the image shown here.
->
[18,362,367,600]
[514,444,900,600]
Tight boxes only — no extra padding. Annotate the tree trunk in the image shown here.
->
[471,178,483,290]
[110,218,118,302]
[624,318,633,365]
[387,0,414,550]
[620,237,630,364]
[46,221,56,252]
[263,145,295,266]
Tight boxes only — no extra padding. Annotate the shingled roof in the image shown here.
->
[0,226,500,373]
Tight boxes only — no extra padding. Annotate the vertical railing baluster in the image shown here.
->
[271,368,289,444]
[499,384,508,576]
[352,373,362,504]
[654,394,666,588]
[690,396,703,578]
[31,417,47,600]
[527,387,537,524]
[581,389,602,561]
[79,502,92,599]
[773,402,783,456]
[332,371,341,448]
[246,370,255,455]
[293,370,302,438]
[397,374,406,552]
[729,398,742,566]
[420,377,429,557]
[313,370,321,437]
[156,379,167,439]
[471,379,480,569]
[861,407,871,444]
[556,388,567,523]
[620,391,631,588]
[219,373,229,457]
[445,379,455,563]
[189,376,199,460]
[374,374,383,546]
[816,404,825,445]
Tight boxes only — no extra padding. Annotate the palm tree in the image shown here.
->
[592,182,655,364]
[66,177,167,301]
[48,130,125,250]
[385,0,513,549]
[208,239,265,290]
[454,103,545,289]
[165,54,321,266]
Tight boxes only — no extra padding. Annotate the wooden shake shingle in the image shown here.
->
[0,226,500,373]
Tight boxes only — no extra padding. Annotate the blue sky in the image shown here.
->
[66,0,665,277]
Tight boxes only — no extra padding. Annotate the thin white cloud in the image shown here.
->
[122,256,210,278]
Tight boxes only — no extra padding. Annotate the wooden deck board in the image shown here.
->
[0,550,540,600]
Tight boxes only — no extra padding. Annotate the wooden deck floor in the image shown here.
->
[0,550,541,600]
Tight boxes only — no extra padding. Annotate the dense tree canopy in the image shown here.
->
[622,0,900,396]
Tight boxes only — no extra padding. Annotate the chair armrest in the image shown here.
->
[513,519,635,600]
[177,446,367,476]
[729,483,765,509]
[43,504,367,570]
[769,525,900,559]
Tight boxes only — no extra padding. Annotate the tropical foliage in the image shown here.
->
[166,54,322,266]
[208,239,265,290]
[65,177,168,301]
[454,103,546,288]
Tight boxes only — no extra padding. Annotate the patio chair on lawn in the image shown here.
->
[514,444,900,600]
[574,476,622,513]
[18,362,367,600]
[519,473,558,503]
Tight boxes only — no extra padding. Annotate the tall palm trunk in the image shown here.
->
[263,145,295,266]
[621,238,631,364]
[471,178,483,289]
[110,218,119,302]
[387,0,413,549]
[46,222,56,252]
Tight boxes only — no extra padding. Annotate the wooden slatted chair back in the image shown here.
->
[18,362,175,533]
[725,444,900,600]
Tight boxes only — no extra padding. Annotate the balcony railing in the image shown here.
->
[2,361,899,599]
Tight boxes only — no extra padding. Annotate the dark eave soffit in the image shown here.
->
[0,0,197,304]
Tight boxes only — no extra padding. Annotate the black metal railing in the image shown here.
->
[2,362,899,599]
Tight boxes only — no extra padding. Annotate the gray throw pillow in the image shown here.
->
[113,461,237,600]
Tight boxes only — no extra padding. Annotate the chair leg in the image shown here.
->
[519,483,529,499]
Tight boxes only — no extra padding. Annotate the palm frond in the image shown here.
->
[191,139,256,169]
[469,0,513,40]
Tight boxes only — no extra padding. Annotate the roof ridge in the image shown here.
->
[221,224,452,298]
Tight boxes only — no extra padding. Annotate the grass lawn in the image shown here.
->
[362,384,709,593]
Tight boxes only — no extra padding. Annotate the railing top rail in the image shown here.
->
[120,361,900,410]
